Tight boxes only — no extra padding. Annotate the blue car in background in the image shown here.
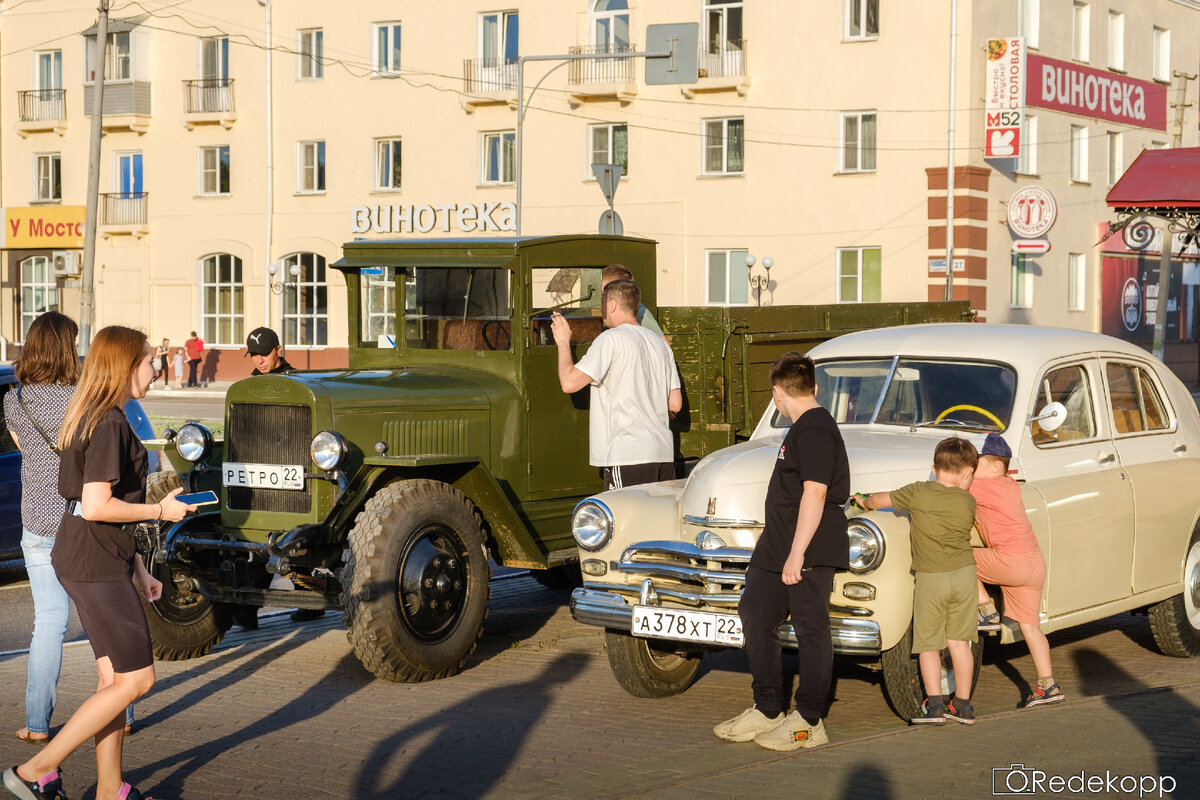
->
[0,364,158,560]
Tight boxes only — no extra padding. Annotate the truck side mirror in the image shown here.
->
[1029,401,1067,433]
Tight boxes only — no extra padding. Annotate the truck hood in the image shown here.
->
[228,366,516,411]
[681,426,957,522]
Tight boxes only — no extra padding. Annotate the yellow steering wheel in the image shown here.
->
[935,404,1005,430]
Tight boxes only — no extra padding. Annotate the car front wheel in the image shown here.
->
[604,630,702,698]
[1148,526,1200,658]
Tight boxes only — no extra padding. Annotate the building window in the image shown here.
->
[200,36,229,81]
[281,252,328,347]
[199,146,230,196]
[298,140,326,193]
[1107,11,1123,70]
[34,154,61,202]
[1068,253,1085,311]
[36,50,63,90]
[706,249,749,305]
[1153,27,1170,82]
[1149,140,1167,150]
[481,130,515,185]
[201,253,244,345]
[374,137,402,191]
[703,0,744,76]
[85,31,130,82]
[19,256,57,341]
[589,123,628,176]
[845,0,879,40]
[298,28,323,79]
[837,247,882,303]
[1011,254,1032,308]
[115,151,143,195]
[373,21,402,75]
[840,111,877,172]
[1072,2,1089,62]
[480,11,519,65]
[1019,0,1039,49]
[1106,131,1123,187]
[703,117,744,175]
[1016,114,1038,175]
[591,0,631,49]
[1070,124,1088,182]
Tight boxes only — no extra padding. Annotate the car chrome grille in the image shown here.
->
[615,540,752,608]
[226,403,312,513]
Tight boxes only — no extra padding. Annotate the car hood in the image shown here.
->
[681,426,956,523]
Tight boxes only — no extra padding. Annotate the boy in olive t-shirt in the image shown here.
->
[857,437,979,725]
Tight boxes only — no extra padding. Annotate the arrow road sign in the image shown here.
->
[1011,239,1051,255]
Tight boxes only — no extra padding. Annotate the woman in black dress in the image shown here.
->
[4,327,195,800]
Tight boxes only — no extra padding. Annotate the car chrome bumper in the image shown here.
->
[570,586,882,656]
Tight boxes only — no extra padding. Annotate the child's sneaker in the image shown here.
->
[2,766,67,800]
[1022,682,1065,709]
[977,606,1003,632]
[910,698,946,725]
[945,697,976,724]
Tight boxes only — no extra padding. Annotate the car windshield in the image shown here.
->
[772,357,1017,432]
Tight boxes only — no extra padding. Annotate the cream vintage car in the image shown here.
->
[569,324,1200,719]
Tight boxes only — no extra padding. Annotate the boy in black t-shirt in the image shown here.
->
[713,353,850,751]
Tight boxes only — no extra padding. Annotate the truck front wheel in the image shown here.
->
[343,480,491,682]
[879,623,982,720]
[141,471,235,660]
[604,630,702,698]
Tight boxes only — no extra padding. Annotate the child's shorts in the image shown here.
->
[974,548,1046,624]
[912,563,978,653]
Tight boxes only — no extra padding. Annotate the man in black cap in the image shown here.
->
[246,326,293,375]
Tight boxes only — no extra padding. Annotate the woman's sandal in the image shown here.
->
[14,728,50,746]
[117,782,157,800]
[2,766,66,800]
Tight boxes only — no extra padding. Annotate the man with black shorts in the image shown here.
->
[714,352,850,750]
[550,279,681,489]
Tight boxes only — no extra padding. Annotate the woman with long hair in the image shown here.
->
[3,326,193,800]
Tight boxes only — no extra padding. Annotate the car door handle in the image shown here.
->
[1099,453,1116,464]
[1175,444,1188,453]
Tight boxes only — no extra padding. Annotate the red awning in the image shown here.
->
[1106,147,1200,209]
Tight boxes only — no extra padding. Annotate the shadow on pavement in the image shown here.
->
[835,764,893,800]
[351,654,587,798]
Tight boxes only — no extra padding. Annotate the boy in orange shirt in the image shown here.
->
[971,433,1064,708]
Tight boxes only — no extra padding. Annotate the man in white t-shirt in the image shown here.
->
[551,279,682,489]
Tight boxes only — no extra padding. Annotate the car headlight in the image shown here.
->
[847,518,885,574]
[310,430,348,471]
[175,423,213,463]
[572,499,613,552]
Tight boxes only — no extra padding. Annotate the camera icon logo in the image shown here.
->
[993,764,1037,795]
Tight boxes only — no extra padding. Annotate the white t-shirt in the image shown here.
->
[575,323,681,467]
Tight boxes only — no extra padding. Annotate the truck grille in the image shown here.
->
[226,403,312,513]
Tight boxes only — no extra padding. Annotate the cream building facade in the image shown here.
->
[0,0,1197,379]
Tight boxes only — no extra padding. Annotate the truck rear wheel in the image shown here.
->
[604,630,702,698]
[141,471,234,660]
[343,479,491,682]
[879,623,982,720]
[1149,527,1200,657]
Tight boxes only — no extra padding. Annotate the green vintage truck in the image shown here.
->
[144,234,970,681]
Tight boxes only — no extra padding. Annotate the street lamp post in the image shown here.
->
[745,254,773,307]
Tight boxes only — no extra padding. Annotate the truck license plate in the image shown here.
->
[631,606,744,647]
[223,462,306,490]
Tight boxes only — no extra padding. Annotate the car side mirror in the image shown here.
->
[1029,401,1067,432]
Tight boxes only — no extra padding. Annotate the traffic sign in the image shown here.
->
[1011,239,1051,255]
[598,210,623,236]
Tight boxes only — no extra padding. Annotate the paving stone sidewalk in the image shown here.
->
[0,576,1196,800]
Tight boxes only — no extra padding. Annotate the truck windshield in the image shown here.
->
[402,267,512,351]
[772,357,1016,432]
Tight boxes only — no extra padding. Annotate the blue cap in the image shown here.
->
[981,433,1012,459]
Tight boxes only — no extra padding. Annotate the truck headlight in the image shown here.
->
[176,423,213,463]
[310,430,348,471]
[572,499,613,552]
[847,518,885,574]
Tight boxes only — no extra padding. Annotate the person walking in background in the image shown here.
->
[172,347,184,390]
[3,326,194,800]
[184,331,204,388]
[153,339,169,389]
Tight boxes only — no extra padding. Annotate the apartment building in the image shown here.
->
[0,0,1197,378]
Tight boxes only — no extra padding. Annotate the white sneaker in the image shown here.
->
[713,706,784,742]
[753,711,829,751]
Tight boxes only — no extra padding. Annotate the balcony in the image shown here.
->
[99,192,149,237]
[84,82,151,133]
[182,78,237,129]
[567,43,638,106]
[17,89,67,136]
[461,59,518,112]
[684,39,750,98]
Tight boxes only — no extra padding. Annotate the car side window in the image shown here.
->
[0,386,17,454]
[1032,364,1097,445]
[1106,362,1170,434]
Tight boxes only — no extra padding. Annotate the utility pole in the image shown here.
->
[79,0,109,354]
[943,0,958,301]
[1169,70,1196,149]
